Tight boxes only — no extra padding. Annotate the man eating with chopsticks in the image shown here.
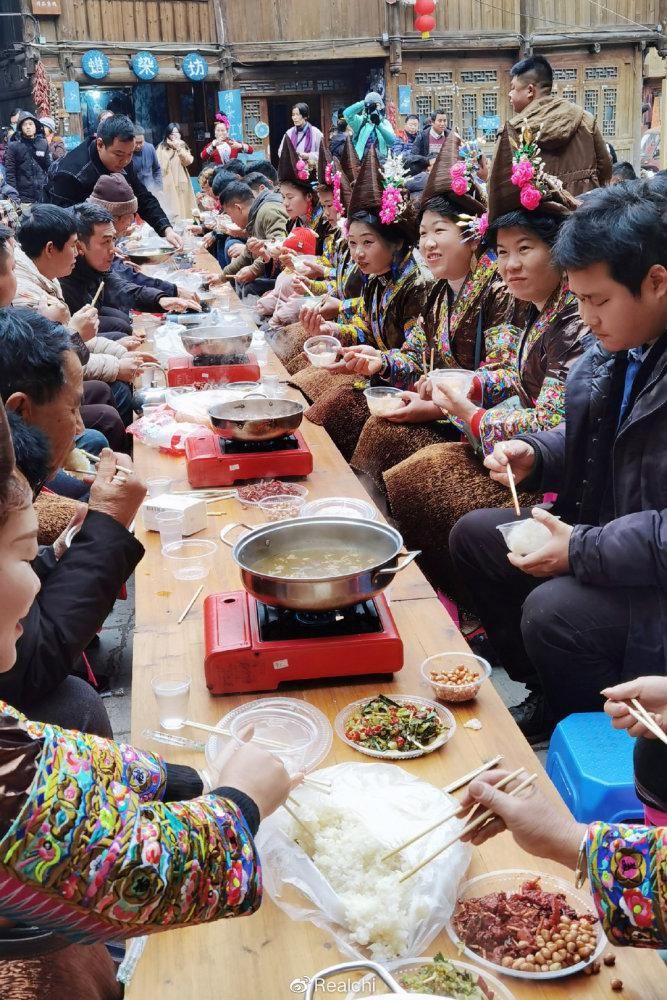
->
[450,178,667,744]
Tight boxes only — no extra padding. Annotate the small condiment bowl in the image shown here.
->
[429,368,475,395]
[363,386,404,417]
[259,494,307,522]
[304,334,341,368]
[421,651,492,703]
[162,539,217,581]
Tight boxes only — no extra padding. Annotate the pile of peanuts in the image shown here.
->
[499,915,598,973]
[430,664,480,687]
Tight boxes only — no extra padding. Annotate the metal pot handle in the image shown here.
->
[243,391,269,399]
[219,522,253,547]
[304,961,405,998]
[374,549,420,578]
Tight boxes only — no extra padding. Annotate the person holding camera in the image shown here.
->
[343,91,396,161]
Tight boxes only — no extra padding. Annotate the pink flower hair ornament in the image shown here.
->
[456,210,490,243]
[509,122,547,211]
[296,158,310,182]
[332,171,344,216]
[324,162,335,186]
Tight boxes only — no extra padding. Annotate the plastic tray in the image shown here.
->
[335,695,455,760]
[206,697,333,776]
[446,869,605,981]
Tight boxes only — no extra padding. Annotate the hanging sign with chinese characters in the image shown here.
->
[81,50,110,81]
[31,0,62,14]
[131,51,159,81]
[182,52,208,82]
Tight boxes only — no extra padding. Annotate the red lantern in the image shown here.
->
[415,0,436,14]
[415,14,437,37]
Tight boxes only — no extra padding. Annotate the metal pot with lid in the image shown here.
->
[220,516,419,611]
[305,961,455,1000]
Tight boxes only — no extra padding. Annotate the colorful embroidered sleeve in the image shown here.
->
[334,300,371,346]
[477,374,567,454]
[474,323,524,408]
[587,821,667,948]
[383,316,428,388]
[339,295,363,321]
[0,718,261,944]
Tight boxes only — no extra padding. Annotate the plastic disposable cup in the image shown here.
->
[262,375,281,398]
[147,477,172,498]
[151,671,191,730]
[156,509,184,550]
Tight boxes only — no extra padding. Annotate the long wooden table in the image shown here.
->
[127,299,666,998]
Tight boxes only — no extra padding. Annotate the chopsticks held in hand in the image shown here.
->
[81,449,133,477]
[398,770,537,882]
[91,281,105,308]
[505,459,521,517]
[627,698,667,745]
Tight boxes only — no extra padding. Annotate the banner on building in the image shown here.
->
[217,89,244,142]
[63,81,81,113]
[398,86,412,115]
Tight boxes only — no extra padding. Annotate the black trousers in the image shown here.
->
[449,506,666,720]
[82,380,128,451]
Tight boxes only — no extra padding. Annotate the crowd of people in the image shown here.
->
[0,50,665,996]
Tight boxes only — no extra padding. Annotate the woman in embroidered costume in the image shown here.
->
[269,140,362,371]
[347,132,523,490]
[0,403,295,997]
[459,675,667,951]
[384,123,587,596]
[255,139,331,325]
[288,145,430,460]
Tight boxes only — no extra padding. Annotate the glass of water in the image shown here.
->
[156,509,184,550]
[151,671,191,730]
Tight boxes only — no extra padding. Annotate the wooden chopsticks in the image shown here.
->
[627,698,667,745]
[91,281,105,307]
[399,770,537,882]
[381,755,504,863]
[177,585,204,625]
[505,460,521,517]
[81,449,133,477]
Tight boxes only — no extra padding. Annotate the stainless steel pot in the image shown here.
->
[124,246,176,264]
[220,517,419,610]
[180,326,253,361]
[305,961,455,1000]
[209,398,304,441]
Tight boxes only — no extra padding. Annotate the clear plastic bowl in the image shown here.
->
[235,481,309,509]
[206,697,333,776]
[446,869,605,981]
[363,385,404,417]
[259,494,307,522]
[335,695,455,760]
[301,496,377,521]
[385,956,517,999]
[162,538,217,580]
[429,368,475,394]
[421,652,492,703]
[497,518,552,556]
[304,334,341,368]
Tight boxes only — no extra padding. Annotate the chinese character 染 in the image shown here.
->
[137,55,156,78]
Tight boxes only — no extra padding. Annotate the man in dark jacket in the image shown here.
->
[507,54,612,195]
[45,114,183,250]
[5,111,50,204]
[450,180,667,742]
[60,203,191,331]
[217,180,288,292]
[0,309,146,733]
[411,109,450,158]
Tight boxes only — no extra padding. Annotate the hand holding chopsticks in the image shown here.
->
[626,698,667,746]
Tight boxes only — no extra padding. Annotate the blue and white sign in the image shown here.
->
[63,81,81,113]
[131,51,159,81]
[477,114,501,134]
[63,134,82,151]
[182,52,208,82]
[398,86,413,115]
[217,89,243,142]
[81,50,110,81]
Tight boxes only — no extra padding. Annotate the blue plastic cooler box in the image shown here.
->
[546,713,644,823]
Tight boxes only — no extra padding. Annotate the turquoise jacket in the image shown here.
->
[343,100,397,160]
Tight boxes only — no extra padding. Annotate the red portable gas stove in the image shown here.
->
[185,427,313,487]
[204,590,403,694]
[167,353,261,388]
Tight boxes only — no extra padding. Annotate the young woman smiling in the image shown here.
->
[288,146,429,459]
[383,125,587,599]
[348,135,523,488]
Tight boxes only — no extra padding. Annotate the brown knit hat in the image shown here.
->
[347,146,417,243]
[89,173,138,216]
[488,123,577,224]
[339,135,361,183]
[278,138,314,193]
[421,132,486,215]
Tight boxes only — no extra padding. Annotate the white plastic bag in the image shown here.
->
[256,762,471,962]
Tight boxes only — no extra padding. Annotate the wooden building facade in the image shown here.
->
[0,0,664,166]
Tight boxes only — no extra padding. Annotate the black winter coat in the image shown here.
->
[46,139,170,237]
[520,334,667,668]
[0,510,144,709]
[411,126,451,158]
[5,115,51,203]
[60,255,169,321]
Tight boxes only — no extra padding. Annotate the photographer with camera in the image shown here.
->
[343,91,396,161]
